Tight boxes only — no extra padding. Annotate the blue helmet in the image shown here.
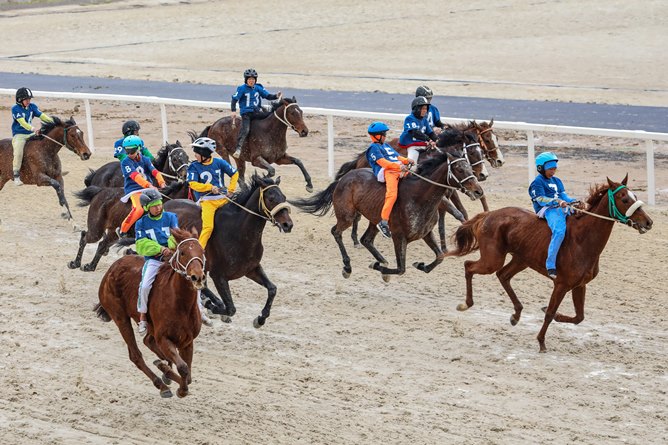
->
[122,135,143,153]
[368,121,390,135]
[535,151,558,173]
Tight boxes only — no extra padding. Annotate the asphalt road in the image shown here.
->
[1,72,666,132]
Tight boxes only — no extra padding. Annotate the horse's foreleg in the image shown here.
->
[480,194,490,212]
[208,273,236,321]
[537,284,571,353]
[38,174,72,220]
[155,337,190,398]
[370,237,407,280]
[275,155,313,193]
[457,247,507,312]
[245,265,276,328]
[253,156,276,177]
[68,230,87,269]
[413,232,444,273]
[550,285,586,325]
[450,192,469,221]
[495,257,529,326]
[143,335,180,386]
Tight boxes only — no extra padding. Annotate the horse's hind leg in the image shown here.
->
[351,213,362,248]
[275,155,313,193]
[68,230,88,269]
[360,223,387,265]
[245,264,276,328]
[549,285,586,325]
[496,257,529,325]
[457,247,507,311]
[537,284,570,353]
[332,223,353,278]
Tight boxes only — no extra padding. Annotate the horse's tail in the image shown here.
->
[334,151,366,180]
[198,126,212,138]
[187,129,200,143]
[74,185,104,207]
[290,180,338,216]
[83,168,96,187]
[93,303,111,322]
[447,212,488,257]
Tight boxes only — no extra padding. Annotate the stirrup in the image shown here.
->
[137,320,148,335]
[547,269,557,279]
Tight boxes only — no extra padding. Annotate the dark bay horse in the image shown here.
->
[448,120,504,168]
[447,175,653,352]
[163,174,293,328]
[94,227,206,398]
[0,117,91,219]
[84,141,189,188]
[68,180,190,271]
[197,97,313,191]
[294,151,483,281]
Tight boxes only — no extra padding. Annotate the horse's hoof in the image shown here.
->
[176,388,189,398]
[382,274,391,283]
[412,261,425,271]
[510,315,519,326]
[305,185,313,193]
[220,315,232,323]
[253,317,264,329]
[81,264,96,272]
[342,269,351,279]
[353,243,362,249]
[541,306,548,313]
[368,262,378,270]
[456,303,470,311]
[160,389,173,398]
[162,374,172,386]
[68,261,80,269]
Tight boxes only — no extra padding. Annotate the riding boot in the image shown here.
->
[13,170,23,186]
[234,115,251,158]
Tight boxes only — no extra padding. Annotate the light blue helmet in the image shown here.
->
[122,135,143,153]
[535,151,558,173]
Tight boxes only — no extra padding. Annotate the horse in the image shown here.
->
[446,175,653,352]
[334,127,484,251]
[163,174,293,327]
[68,180,190,271]
[293,150,484,281]
[94,227,206,398]
[83,141,189,188]
[448,120,504,168]
[0,117,91,219]
[197,96,313,191]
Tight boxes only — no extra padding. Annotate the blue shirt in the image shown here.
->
[135,211,179,260]
[121,155,157,194]
[426,104,442,128]
[399,114,434,146]
[186,157,237,201]
[366,142,402,177]
[11,103,44,136]
[528,174,576,213]
[231,83,277,115]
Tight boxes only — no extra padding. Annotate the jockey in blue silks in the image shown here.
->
[528,152,579,279]
[415,85,446,130]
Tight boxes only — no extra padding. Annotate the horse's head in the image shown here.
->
[462,133,489,181]
[166,140,190,182]
[472,120,503,168]
[169,227,206,289]
[605,175,653,234]
[255,174,294,233]
[445,152,484,200]
[41,116,92,160]
[275,97,309,137]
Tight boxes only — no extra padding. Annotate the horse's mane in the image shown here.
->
[584,182,610,211]
[416,151,453,176]
[170,227,194,243]
[232,173,276,205]
[436,128,467,148]
[154,141,181,169]
[31,116,75,140]
[271,96,296,112]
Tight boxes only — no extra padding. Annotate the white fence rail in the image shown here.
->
[2,88,666,205]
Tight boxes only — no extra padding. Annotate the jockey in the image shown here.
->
[366,122,413,239]
[230,68,282,159]
[113,120,155,162]
[528,152,579,279]
[398,96,438,165]
[134,189,212,334]
[11,87,54,186]
[116,135,166,238]
[187,137,239,249]
[415,85,446,130]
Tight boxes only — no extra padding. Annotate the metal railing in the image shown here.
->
[2,88,666,204]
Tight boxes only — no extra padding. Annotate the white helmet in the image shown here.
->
[191,137,216,157]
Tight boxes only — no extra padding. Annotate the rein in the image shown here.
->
[217,184,291,227]
[159,146,190,180]
[273,102,300,133]
[169,237,205,276]
[567,185,645,226]
[410,157,477,192]
[41,126,71,150]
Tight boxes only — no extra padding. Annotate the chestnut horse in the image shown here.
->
[84,141,190,188]
[163,174,294,327]
[293,151,483,281]
[197,97,312,191]
[94,227,206,398]
[447,176,653,352]
[68,180,190,271]
[0,117,91,219]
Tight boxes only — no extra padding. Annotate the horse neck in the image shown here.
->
[218,188,268,243]
[163,267,199,312]
[409,161,452,206]
[41,128,64,155]
[573,193,616,256]
[263,107,289,137]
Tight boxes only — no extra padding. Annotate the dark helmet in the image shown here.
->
[122,120,140,136]
[368,121,389,142]
[415,85,433,100]
[244,68,258,81]
[16,87,33,104]
[411,96,430,116]
[535,151,559,174]
[190,137,216,158]
[140,188,163,211]
[122,135,143,154]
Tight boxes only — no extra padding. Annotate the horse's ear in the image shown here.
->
[176,140,181,146]
[275,176,281,185]
[292,96,297,102]
[190,226,199,238]
[621,173,628,185]
[489,118,494,127]
[606,177,616,188]
[472,120,480,129]
[70,116,76,124]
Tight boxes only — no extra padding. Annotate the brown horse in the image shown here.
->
[163,174,294,327]
[69,180,190,271]
[94,227,206,398]
[294,151,483,281]
[84,141,190,188]
[197,97,313,191]
[448,120,504,168]
[0,117,91,219]
[447,175,653,352]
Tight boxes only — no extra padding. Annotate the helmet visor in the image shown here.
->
[543,160,558,170]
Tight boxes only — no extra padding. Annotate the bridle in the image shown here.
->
[41,125,75,151]
[475,127,498,161]
[169,237,206,276]
[273,102,301,133]
[224,184,292,227]
[410,156,477,193]
[162,145,189,181]
[462,141,485,169]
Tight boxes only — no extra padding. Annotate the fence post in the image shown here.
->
[160,104,169,143]
[328,114,334,178]
[84,99,95,152]
[646,140,655,205]
[527,130,535,184]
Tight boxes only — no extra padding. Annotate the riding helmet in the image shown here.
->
[411,96,430,116]
[140,188,163,211]
[535,151,559,173]
[244,68,258,81]
[415,85,433,100]
[122,120,141,136]
[368,121,389,142]
[16,87,33,104]
[122,135,144,153]
[191,137,216,158]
